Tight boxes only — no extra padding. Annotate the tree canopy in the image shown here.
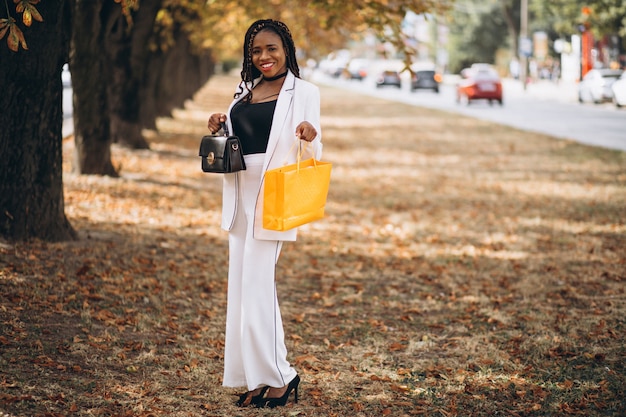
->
[445,0,626,73]
[170,0,453,69]
[531,0,626,38]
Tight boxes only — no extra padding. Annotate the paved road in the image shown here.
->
[63,72,626,152]
[313,72,626,152]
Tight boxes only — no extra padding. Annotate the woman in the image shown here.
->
[207,19,322,408]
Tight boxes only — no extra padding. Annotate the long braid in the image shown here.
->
[235,19,300,101]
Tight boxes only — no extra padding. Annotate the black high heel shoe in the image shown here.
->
[258,375,300,408]
[235,386,268,407]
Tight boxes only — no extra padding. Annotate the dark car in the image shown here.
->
[456,64,503,105]
[410,70,441,92]
[376,70,402,88]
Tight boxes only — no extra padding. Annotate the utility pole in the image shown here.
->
[520,0,529,90]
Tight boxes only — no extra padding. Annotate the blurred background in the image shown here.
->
[59,0,626,142]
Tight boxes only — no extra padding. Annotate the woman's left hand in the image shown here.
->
[295,122,317,142]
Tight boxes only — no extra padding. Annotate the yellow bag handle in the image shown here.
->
[284,138,317,172]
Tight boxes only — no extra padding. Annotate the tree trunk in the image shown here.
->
[71,0,118,176]
[106,1,162,149]
[0,1,76,241]
[140,34,215,130]
[70,0,211,174]
[501,1,520,59]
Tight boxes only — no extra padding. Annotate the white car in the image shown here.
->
[611,72,626,107]
[578,68,623,104]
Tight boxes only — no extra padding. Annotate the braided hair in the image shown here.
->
[235,19,300,101]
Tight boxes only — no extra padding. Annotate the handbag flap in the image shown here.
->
[199,135,228,157]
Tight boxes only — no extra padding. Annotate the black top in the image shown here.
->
[230,99,277,155]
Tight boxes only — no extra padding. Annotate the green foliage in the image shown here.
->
[532,0,626,38]
[446,0,626,74]
[447,0,513,72]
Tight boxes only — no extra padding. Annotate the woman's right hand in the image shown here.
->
[208,113,227,134]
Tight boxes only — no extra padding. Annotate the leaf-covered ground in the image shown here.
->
[1,75,625,417]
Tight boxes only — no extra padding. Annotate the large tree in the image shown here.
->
[70,0,163,176]
[0,0,76,241]
[0,0,214,239]
[70,0,119,176]
[71,0,215,176]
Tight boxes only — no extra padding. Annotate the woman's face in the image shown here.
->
[251,29,287,79]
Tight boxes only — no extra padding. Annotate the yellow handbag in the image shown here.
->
[263,144,332,231]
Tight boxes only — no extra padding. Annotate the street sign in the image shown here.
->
[519,37,532,58]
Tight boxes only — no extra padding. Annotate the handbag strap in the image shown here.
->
[228,137,245,172]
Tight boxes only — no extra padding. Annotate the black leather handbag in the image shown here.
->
[199,123,246,173]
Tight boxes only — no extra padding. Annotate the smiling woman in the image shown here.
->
[251,31,287,77]
[247,30,288,104]
[205,19,323,409]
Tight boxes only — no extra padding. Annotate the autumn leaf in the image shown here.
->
[390,384,411,393]
[14,0,43,27]
[113,0,139,26]
[0,18,10,39]
[14,0,40,5]
[388,342,406,351]
[7,20,27,51]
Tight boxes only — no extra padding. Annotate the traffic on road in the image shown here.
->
[311,66,626,152]
[63,62,625,152]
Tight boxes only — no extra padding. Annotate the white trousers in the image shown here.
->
[222,153,297,390]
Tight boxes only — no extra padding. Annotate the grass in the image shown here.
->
[1,74,625,416]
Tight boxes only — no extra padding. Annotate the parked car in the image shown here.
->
[456,65,503,105]
[611,72,626,108]
[376,70,402,88]
[410,70,441,92]
[578,68,623,104]
[346,59,369,80]
[319,49,350,78]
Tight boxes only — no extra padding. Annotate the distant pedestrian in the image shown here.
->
[509,58,520,80]
[551,61,561,83]
[529,59,538,83]
[207,18,322,408]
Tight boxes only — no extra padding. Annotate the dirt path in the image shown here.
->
[1,74,625,416]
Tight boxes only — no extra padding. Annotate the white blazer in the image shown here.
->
[221,71,323,241]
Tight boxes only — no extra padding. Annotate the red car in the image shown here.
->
[456,64,503,105]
